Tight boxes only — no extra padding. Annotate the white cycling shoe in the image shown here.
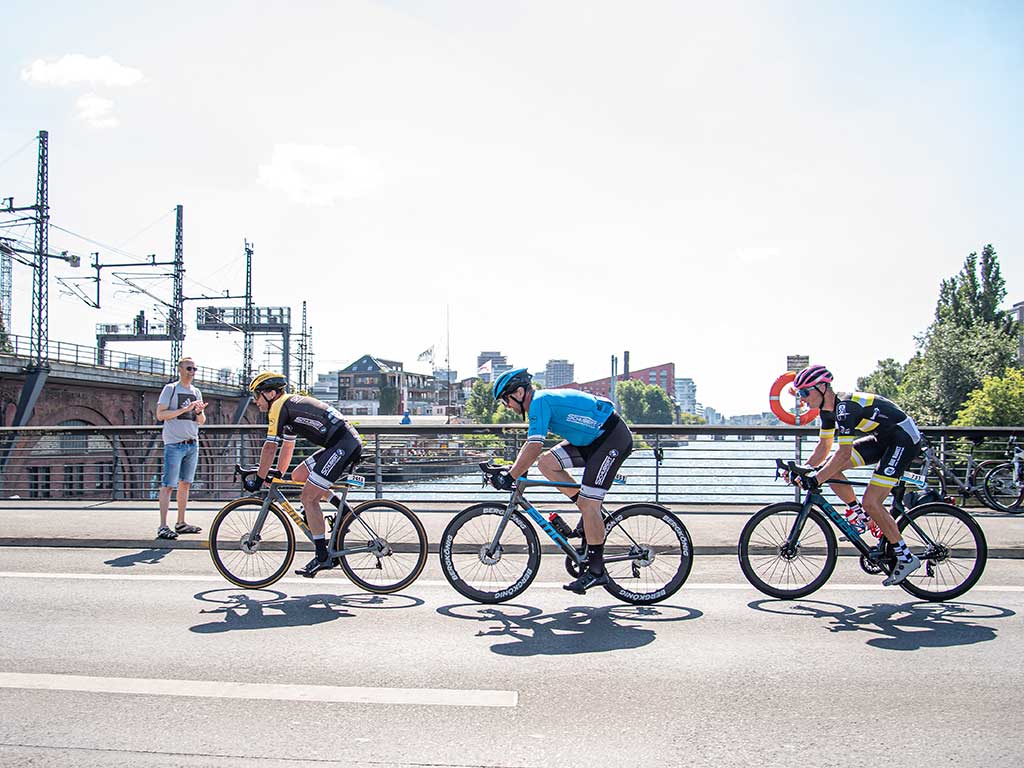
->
[883,554,921,586]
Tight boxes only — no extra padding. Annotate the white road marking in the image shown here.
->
[1,571,1022,592]
[0,672,517,708]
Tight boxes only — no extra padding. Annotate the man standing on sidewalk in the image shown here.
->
[155,356,206,540]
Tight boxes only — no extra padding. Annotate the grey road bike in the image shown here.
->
[208,464,427,592]
[439,463,694,605]
[914,436,1004,510]
[983,436,1024,513]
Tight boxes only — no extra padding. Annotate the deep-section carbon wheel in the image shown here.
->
[738,502,838,599]
[983,463,1024,513]
[600,504,694,605]
[209,498,295,589]
[897,503,987,601]
[334,499,428,594]
[439,503,541,604]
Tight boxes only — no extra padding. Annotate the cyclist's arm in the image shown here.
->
[508,441,544,479]
[806,434,833,467]
[256,440,278,479]
[816,444,852,484]
[277,439,296,475]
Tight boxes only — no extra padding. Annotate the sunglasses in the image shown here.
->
[182,366,197,372]
[796,386,817,398]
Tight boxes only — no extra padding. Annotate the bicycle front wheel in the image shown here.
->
[439,503,541,604]
[983,463,1024,513]
[600,504,694,605]
[209,498,296,588]
[897,503,988,601]
[738,503,838,599]
[334,500,428,594]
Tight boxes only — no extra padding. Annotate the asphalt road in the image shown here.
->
[1,547,1021,767]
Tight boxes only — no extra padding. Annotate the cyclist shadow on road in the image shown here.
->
[190,588,424,633]
[437,603,702,657]
[748,599,1015,651]
[104,548,171,568]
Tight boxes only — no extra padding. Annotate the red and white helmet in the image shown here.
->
[793,364,833,390]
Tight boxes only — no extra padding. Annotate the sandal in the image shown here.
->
[174,522,202,534]
[156,525,178,540]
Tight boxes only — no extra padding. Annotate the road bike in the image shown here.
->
[983,436,1024,513]
[438,463,694,605]
[737,459,987,602]
[914,435,1005,510]
[208,464,428,592]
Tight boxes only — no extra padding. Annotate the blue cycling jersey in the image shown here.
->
[526,390,615,447]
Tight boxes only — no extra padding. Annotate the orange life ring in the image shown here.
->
[769,371,820,426]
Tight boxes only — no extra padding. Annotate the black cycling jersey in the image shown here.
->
[819,392,922,447]
[265,394,352,447]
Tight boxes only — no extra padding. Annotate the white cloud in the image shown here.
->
[75,93,118,128]
[21,54,144,88]
[257,143,383,206]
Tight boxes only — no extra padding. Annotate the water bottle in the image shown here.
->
[547,513,573,538]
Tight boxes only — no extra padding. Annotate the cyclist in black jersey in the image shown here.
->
[790,365,923,585]
[245,372,363,577]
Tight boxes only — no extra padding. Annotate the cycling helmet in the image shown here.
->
[248,371,288,394]
[491,368,533,401]
[793,365,833,390]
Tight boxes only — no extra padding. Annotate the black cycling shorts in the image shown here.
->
[850,435,921,490]
[550,413,634,501]
[302,428,363,490]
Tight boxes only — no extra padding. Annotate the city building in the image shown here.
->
[561,362,675,399]
[544,359,574,389]
[531,371,546,388]
[336,354,438,416]
[674,377,697,414]
[702,406,724,425]
[475,351,507,382]
[1013,300,1024,363]
[311,370,341,401]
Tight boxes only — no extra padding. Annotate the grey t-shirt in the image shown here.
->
[158,382,203,445]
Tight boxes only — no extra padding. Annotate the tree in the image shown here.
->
[953,368,1024,427]
[678,412,707,425]
[935,244,1014,333]
[464,379,497,423]
[613,379,674,424]
[493,403,522,423]
[378,383,399,415]
[856,358,905,401]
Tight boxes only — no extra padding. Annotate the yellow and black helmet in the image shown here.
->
[248,371,288,394]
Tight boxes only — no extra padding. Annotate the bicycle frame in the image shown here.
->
[919,440,988,500]
[242,474,388,561]
[484,476,636,570]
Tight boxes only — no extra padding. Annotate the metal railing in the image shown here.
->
[0,334,244,387]
[0,424,1020,507]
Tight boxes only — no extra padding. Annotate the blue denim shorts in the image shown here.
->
[162,441,199,487]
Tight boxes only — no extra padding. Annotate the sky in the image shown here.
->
[1,0,1021,415]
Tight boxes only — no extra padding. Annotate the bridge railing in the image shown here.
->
[0,424,1019,507]
[0,334,244,387]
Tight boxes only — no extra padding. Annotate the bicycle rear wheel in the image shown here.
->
[439,503,541,603]
[209,498,295,588]
[335,500,428,593]
[600,504,693,605]
[897,503,987,601]
[738,503,837,599]
[983,463,1024,513]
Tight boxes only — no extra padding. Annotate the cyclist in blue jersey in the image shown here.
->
[490,368,634,594]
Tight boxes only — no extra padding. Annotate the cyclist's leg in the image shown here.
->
[539,441,584,500]
[295,435,359,576]
[577,421,633,558]
[863,441,923,584]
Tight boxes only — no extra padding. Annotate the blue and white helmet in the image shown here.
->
[491,368,533,401]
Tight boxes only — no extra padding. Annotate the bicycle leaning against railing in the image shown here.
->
[208,464,428,592]
[915,435,1005,510]
[438,463,694,605]
[981,436,1024,513]
[737,459,988,602]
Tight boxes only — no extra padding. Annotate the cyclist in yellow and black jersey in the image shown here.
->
[245,372,363,577]
[791,365,923,586]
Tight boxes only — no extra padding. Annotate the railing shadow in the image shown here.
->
[190,588,424,633]
[436,602,703,656]
[103,548,171,568]
[747,598,1016,650]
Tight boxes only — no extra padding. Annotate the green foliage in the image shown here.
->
[857,358,906,401]
[493,403,523,423]
[378,384,399,415]
[614,379,674,424]
[465,379,498,423]
[954,368,1024,427]
[678,412,707,425]
[858,243,1019,425]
